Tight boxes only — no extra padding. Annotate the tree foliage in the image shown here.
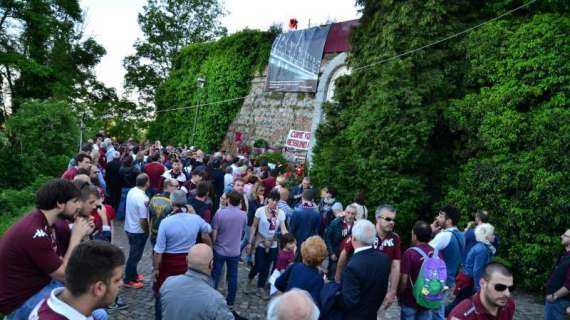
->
[0,100,78,189]
[0,0,108,115]
[123,0,227,107]
[148,29,275,151]
[312,0,569,290]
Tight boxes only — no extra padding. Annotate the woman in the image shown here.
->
[275,235,327,306]
[241,182,265,266]
[447,223,496,315]
[246,189,288,300]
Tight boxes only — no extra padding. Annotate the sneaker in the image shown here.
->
[106,301,128,311]
[124,281,144,289]
[136,274,144,282]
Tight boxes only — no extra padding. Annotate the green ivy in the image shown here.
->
[312,1,569,291]
[149,29,276,151]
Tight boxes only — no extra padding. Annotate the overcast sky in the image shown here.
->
[79,0,361,96]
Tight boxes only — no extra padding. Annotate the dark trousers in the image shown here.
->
[445,284,474,316]
[248,247,278,288]
[212,251,240,305]
[124,231,148,283]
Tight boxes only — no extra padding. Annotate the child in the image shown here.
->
[269,233,296,295]
[276,233,296,271]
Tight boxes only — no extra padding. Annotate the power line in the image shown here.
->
[154,0,537,114]
[352,0,538,72]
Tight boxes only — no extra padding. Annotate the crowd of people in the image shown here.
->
[0,133,569,320]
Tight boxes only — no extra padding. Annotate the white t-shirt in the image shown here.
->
[255,206,285,248]
[429,227,459,251]
[162,170,187,183]
[124,187,149,234]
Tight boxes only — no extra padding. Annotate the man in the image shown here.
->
[318,186,343,235]
[289,189,320,249]
[153,190,211,319]
[144,152,166,196]
[262,168,279,197]
[160,244,234,320]
[149,178,178,247]
[212,191,248,309]
[123,173,150,289]
[398,221,443,320]
[429,205,465,320]
[188,181,213,223]
[336,205,401,311]
[325,205,357,279]
[61,153,92,180]
[0,179,93,319]
[463,210,498,264]
[289,176,312,208]
[448,263,515,320]
[278,188,293,226]
[29,241,125,320]
[544,229,570,319]
[182,169,204,197]
[104,138,115,164]
[267,289,320,320]
[220,178,249,213]
[334,219,391,319]
[162,158,187,184]
[105,151,122,210]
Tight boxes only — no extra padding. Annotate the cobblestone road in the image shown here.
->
[109,221,545,319]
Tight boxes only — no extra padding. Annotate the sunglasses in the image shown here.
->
[494,283,514,292]
[380,216,396,222]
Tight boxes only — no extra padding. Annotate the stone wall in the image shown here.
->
[223,76,316,149]
[222,52,349,156]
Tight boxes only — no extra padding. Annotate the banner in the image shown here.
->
[266,25,331,92]
[285,130,311,150]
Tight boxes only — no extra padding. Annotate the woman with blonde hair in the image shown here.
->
[275,235,328,306]
[447,223,496,315]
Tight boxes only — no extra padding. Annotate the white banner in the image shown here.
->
[285,130,311,150]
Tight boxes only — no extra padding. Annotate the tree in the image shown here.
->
[0,0,108,115]
[0,100,79,189]
[123,0,227,107]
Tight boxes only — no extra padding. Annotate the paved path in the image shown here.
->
[109,221,545,319]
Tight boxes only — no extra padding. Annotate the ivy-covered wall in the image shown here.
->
[148,29,276,151]
[311,0,570,291]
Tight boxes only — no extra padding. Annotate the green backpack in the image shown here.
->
[410,247,448,309]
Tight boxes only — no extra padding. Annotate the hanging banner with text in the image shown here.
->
[266,25,331,92]
[285,130,311,150]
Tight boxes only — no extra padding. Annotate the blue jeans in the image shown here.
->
[544,298,570,320]
[155,296,162,320]
[8,280,107,320]
[248,247,278,289]
[212,252,240,305]
[124,231,148,283]
[401,306,432,320]
[431,291,450,320]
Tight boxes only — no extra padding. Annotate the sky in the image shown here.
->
[79,0,361,96]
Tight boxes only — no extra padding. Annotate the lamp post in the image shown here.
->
[79,113,85,152]
[191,76,206,146]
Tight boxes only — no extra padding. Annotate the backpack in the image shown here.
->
[410,247,448,309]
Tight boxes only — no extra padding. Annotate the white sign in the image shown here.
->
[285,130,311,150]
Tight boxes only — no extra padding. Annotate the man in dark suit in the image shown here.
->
[335,219,391,320]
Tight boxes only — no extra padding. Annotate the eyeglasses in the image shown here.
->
[494,283,514,292]
[380,216,396,222]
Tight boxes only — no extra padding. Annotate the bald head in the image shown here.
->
[267,289,319,320]
[187,244,213,274]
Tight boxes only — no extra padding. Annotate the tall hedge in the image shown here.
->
[312,0,569,290]
[444,13,570,289]
[148,29,276,151]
